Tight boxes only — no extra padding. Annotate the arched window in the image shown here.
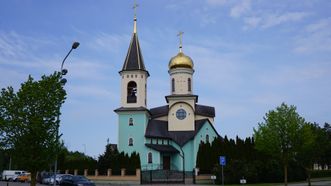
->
[129,138,133,146]
[148,152,153,164]
[127,81,137,103]
[129,118,133,126]
[172,78,175,92]
[188,78,191,91]
[206,134,209,143]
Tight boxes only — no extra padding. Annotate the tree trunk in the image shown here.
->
[284,163,288,186]
[306,168,311,186]
[30,171,36,186]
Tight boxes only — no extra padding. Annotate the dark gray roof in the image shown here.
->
[149,104,215,118]
[150,105,169,119]
[145,144,179,153]
[120,33,149,75]
[145,119,218,146]
[195,104,215,117]
[114,107,150,113]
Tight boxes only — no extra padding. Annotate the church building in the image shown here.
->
[114,10,220,171]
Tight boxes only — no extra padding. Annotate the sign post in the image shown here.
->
[219,156,226,186]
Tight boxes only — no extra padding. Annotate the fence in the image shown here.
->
[56,168,140,181]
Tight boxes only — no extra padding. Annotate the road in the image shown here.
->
[1,180,331,186]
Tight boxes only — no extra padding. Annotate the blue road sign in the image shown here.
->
[220,156,226,166]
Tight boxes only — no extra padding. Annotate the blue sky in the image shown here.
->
[1,0,330,158]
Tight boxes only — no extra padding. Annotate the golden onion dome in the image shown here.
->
[168,51,194,69]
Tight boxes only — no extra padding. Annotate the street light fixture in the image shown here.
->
[54,41,79,186]
[60,41,80,85]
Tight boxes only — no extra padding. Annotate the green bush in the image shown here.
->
[311,170,331,178]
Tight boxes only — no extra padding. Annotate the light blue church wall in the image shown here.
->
[169,141,182,170]
[169,140,195,172]
[117,111,151,166]
[183,140,194,171]
[141,147,160,170]
[169,120,219,171]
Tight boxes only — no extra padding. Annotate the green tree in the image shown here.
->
[322,123,331,167]
[297,123,331,186]
[254,103,306,186]
[196,141,213,173]
[0,72,66,186]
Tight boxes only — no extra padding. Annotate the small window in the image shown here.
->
[206,134,209,143]
[129,118,133,126]
[148,152,153,164]
[129,138,133,146]
[172,78,175,92]
[188,78,191,91]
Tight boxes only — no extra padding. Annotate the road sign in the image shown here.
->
[220,156,226,166]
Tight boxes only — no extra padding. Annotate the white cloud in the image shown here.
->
[261,12,310,28]
[206,0,227,6]
[0,31,26,58]
[305,17,331,32]
[230,0,251,18]
[88,32,130,54]
[66,59,110,81]
[244,16,261,28]
[67,84,116,101]
[244,11,310,29]
[0,31,57,59]
[294,18,331,53]
[199,12,218,26]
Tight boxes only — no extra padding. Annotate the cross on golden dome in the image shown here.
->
[177,31,184,52]
[169,31,194,70]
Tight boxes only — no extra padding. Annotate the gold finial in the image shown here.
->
[177,31,184,52]
[133,0,139,33]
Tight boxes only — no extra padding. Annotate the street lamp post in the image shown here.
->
[53,41,79,186]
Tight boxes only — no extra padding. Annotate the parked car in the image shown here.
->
[1,170,26,181]
[17,173,31,182]
[42,174,54,184]
[37,171,51,184]
[57,174,73,184]
[12,174,20,182]
[60,175,95,186]
[49,174,72,185]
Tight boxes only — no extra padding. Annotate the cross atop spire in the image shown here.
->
[177,31,184,52]
[133,0,139,33]
[121,0,148,76]
[133,0,139,18]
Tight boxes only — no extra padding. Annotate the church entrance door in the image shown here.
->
[163,156,170,170]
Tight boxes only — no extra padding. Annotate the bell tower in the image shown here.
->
[115,2,150,158]
[119,6,149,108]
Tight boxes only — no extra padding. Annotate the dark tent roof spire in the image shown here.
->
[120,1,148,75]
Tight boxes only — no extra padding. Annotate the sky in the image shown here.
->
[0,0,330,158]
